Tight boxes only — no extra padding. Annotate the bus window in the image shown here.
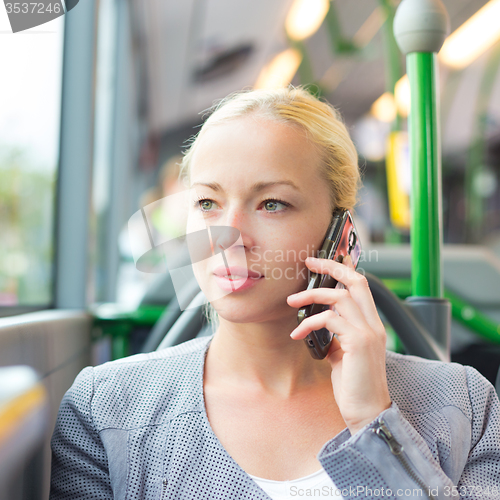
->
[0,13,65,310]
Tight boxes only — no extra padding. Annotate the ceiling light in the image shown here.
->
[285,0,330,41]
[371,92,397,123]
[395,75,410,118]
[439,0,500,69]
[254,49,302,89]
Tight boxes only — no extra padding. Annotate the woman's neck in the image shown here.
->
[205,318,333,398]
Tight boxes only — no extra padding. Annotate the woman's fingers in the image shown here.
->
[287,286,347,306]
[302,257,384,334]
[290,308,352,342]
[287,287,367,331]
[325,333,342,359]
[343,254,354,269]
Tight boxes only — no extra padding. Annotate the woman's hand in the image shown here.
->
[286,256,391,435]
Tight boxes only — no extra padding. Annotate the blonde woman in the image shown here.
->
[50,87,500,500]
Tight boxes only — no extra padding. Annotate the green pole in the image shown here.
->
[394,0,450,299]
[407,52,443,297]
[393,0,451,359]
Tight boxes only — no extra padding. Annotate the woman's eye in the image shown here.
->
[263,199,288,212]
[195,198,288,213]
[200,199,214,211]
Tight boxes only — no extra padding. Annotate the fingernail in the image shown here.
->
[306,256,318,262]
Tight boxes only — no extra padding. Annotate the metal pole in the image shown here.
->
[394,0,449,298]
[393,0,451,359]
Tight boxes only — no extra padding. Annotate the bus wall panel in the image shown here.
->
[0,310,93,500]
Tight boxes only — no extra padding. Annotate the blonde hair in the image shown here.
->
[180,85,361,332]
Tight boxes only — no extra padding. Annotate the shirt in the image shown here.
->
[50,334,500,499]
[248,468,344,500]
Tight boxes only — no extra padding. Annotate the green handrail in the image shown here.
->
[407,52,443,298]
[382,279,500,345]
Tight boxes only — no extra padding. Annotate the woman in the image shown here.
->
[50,87,500,500]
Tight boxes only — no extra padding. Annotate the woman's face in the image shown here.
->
[187,114,333,325]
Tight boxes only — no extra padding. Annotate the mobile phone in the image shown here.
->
[297,209,362,360]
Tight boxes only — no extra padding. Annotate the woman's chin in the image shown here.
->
[212,298,292,326]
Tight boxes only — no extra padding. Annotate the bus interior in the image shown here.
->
[1,0,500,498]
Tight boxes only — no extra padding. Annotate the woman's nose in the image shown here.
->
[211,207,248,253]
[218,206,246,232]
[209,226,241,254]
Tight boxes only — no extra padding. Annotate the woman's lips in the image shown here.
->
[212,265,263,292]
[213,265,262,279]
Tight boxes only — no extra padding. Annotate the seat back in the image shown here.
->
[156,291,208,350]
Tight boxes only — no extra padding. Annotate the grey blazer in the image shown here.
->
[50,335,500,499]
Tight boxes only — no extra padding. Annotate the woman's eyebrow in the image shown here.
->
[191,180,301,192]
